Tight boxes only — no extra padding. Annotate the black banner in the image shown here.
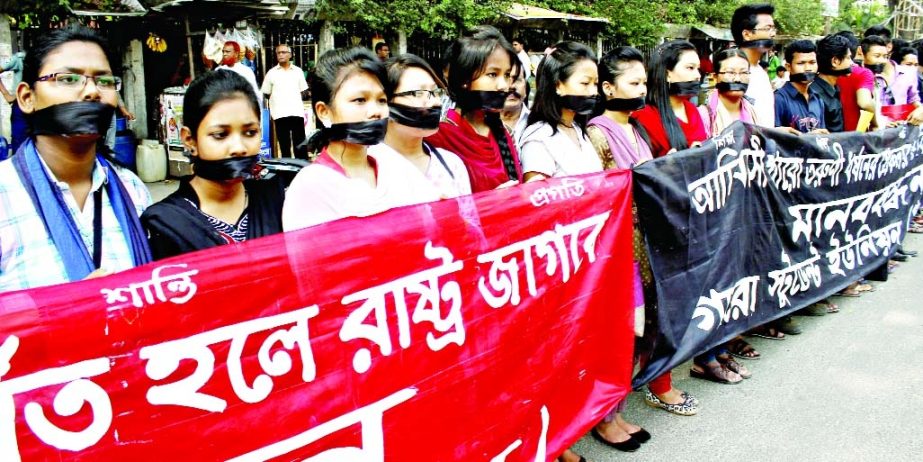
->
[632,122,923,386]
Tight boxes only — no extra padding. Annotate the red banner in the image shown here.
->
[0,171,635,461]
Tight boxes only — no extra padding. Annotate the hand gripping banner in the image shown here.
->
[0,171,635,461]
[632,122,923,386]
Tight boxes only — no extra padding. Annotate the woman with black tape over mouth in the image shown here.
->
[426,25,523,192]
[370,53,472,199]
[282,47,439,231]
[518,41,602,182]
[633,40,708,158]
[141,70,285,260]
[700,48,759,136]
[0,26,151,291]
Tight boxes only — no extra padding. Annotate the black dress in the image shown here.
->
[141,177,285,260]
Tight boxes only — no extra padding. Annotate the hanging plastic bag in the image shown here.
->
[202,30,223,64]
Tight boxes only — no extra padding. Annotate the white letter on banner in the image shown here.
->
[100,264,199,308]
[476,212,610,309]
[227,387,417,462]
[0,336,113,461]
[339,242,465,374]
[691,276,761,332]
[141,306,321,411]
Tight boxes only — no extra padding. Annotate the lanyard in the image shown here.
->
[92,187,103,269]
[423,142,455,180]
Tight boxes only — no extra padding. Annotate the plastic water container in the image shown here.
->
[0,137,8,161]
[113,133,137,171]
[136,141,168,183]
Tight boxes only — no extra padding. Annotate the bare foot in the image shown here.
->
[615,412,641,434]
[594,420,632,444]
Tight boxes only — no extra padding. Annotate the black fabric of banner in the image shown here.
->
[632,122,923,386]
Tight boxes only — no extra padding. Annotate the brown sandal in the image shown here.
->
[690,363,742,384]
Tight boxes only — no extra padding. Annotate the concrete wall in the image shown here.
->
[122,39,148,139]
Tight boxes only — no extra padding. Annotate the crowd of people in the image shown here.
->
[1,3,922,461]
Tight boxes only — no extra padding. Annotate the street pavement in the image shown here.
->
[572,234,923,461]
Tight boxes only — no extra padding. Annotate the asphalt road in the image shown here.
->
[572,234,923,462]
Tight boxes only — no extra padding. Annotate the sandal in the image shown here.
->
[836,287,861,297]
[644,390,699,416]
[690,363,742,384]
[747,325,785,340]
[717,354,752,379]
[727,337,761,360]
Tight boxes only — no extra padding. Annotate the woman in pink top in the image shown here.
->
[282,48,438,230]
[700,48,759,135]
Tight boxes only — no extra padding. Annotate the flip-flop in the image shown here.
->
[747,328,786,340]
[855,283,874,292]
[836,289,861,297]
[727,338,761,360]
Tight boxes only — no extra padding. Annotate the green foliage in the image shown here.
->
[313,0,511,37]
[769,0,826,37]
[2,0,128,29]
[832,0,892,35]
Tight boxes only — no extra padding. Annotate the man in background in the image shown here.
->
[261,43,309,159]
[375,42,390,61]
[731,3,777,127]
[511,38,532,80]
[218,41,261,105]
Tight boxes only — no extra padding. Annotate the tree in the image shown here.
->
[770,0,826,37]
[313,0,511,37]
[832,0,892,35]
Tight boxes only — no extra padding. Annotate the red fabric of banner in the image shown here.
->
[0,170,635,461]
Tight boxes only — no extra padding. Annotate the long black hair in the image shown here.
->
[183,70,260,136]
[647,40,697,151]
[305,47,387,152]
[597,46,652,147]
[443,25,518,179]
[526,41,596,135]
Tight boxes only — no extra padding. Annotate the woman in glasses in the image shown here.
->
[700,48,758,135]
[142,70,284,260]
[370,54,471,198]
[426,25,522,192]
[0,26,151,290]
[282,48,439,230]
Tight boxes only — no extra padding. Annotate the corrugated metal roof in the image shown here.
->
[503,2,608,24]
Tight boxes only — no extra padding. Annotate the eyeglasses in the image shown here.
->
[717,71,751,78]
[752,25,777,32]
[393,88,446,101]
[36,73,122,91]
[277,50,291,54]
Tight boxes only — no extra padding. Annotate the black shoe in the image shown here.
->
[897,248,918,257]
[630,428,652,444]
[892,253,909,262]
[591,428,641,452]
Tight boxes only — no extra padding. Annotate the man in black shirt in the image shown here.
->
[814,34,854,132]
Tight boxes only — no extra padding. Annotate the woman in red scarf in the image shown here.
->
[426,26,522,192]
[633,40,708,157]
